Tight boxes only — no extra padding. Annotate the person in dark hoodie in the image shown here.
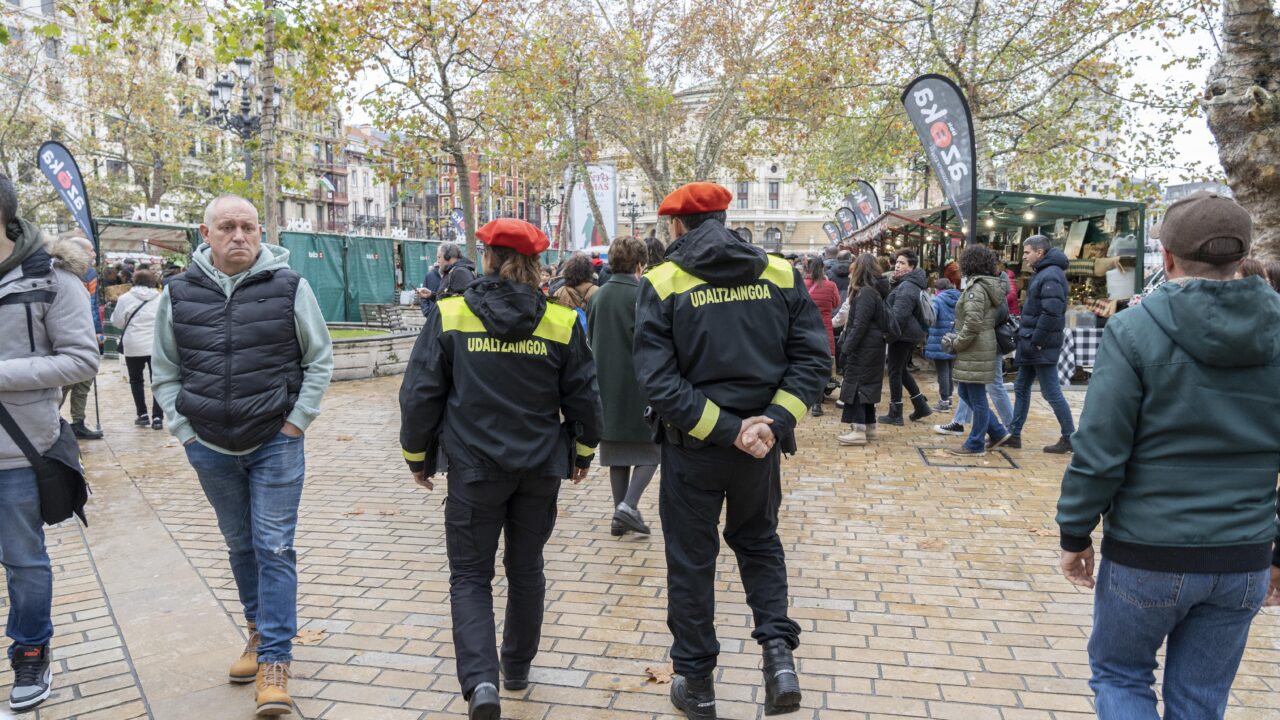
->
[1007,235,1074,453]
[0,176,100,712]
[923,278,960,412]
[880,248,933,424]
[1057,191,1280,719]
[826,249,852,303]
[399,218,601,720]
[633,182,829,719]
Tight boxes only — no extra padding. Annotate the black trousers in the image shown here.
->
[124,356,162,419]
[886,341,922,404]
[444,468,560,697]
[659,442,800,677]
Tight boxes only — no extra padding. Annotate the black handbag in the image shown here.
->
[995,304,1018,355]
[0,403,90,527]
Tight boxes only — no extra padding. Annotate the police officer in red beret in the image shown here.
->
[399,218,602,720]
[634,183,831,718]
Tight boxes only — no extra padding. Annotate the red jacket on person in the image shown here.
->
[805,276,840,356]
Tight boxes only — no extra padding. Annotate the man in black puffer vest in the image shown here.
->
[152,195,333,717]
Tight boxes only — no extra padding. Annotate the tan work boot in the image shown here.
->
[229,623,260,684]
[255,661,293,716]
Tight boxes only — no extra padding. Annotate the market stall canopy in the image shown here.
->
[60,218,201,256]
[850,190,1145,246]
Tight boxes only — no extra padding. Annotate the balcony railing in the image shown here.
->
[351,214,387,228]
[312,189,349,205]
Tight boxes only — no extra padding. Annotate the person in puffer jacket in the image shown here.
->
[923,278,960,412]
[0,175,100,712]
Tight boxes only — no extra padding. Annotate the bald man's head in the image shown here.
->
[204,195,258,227]
[201,195,262,276]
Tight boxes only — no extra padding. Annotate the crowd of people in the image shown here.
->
[1,173,1279,720]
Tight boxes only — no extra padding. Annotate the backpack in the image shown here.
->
[916,289,936,331]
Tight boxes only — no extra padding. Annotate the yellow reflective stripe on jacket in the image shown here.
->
[760,255,795,289]
[771,389,806,422]
[439,295,574,345]
[645,262,707,300]
[576,442,594,457]
[438,297,486,333]
[688,399,721,441]
[403,449,427,462]
[533,304,576,345]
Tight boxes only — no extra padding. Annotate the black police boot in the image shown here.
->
[467,682,500,720]
[501,660,529,691]
[670,674,716,720]
[877,402,904,426]
[762,639,802,715]
[908,394,934,422]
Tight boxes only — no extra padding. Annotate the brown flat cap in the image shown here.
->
[1160,191,1250,264]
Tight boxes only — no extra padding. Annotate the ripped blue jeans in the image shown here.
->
[186,432,305,662]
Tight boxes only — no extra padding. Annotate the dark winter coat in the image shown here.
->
[826,260,851,303]
[587,274,651,443]
[951,276,1004,384]
[923,288,960,360]
[1015,248,1069,366]
[805,276,841,357]
[886,267,928,345]
[838,282,890,406]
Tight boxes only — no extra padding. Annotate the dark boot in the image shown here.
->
[670,674,716,720]
[908,394,933,421]
[809,403,823,417]
[467,682,500,720]
[71,421,103,440]
[1044,435,1073,454]
[501,661,529,691]
[762,639,802,716]
[877,402,904,426]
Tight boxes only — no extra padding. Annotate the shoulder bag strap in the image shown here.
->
[120,295,155,334]
[0,402,44,466]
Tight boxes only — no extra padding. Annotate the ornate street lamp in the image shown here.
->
[620,188,642,238]
[205,58,282,182]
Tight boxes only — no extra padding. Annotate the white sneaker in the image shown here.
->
[837,425,867,446]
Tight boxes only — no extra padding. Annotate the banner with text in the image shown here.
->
[901,75,977,244]
[847,181,882,228]
[37,141,96,245]
[835,208,858,238]
[822,222,841,245]
[565,164,617,251]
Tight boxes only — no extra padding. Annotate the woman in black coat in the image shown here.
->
[837,254,891,445]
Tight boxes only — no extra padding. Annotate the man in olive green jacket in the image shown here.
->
[1056,192,1280,719]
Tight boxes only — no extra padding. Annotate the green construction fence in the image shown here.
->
[279,232,398,323]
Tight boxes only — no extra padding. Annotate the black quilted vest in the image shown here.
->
[168,263,303,451]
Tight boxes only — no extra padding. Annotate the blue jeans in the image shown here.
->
[1009,363,1075,437]
[185,433,305,663]
[956,383,1008,452]
[0,467,53,658]
[1089,559,1268,719]
[953,362,1013,426]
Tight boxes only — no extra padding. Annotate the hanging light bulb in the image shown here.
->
[985,217,995,228]
[1023,210,1035,221]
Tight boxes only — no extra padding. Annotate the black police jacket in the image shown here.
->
[400,277,602,477]
[633,220,831,449]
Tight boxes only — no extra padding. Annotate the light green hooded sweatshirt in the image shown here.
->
[151,243,333,454]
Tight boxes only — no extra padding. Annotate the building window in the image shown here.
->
[106,160,126,178]
[737,181,749,209]
[736,227,753,244]
[41,0,54,15]
[43,37,59,60]
[764,227,782,248]
[767,181,779,210]
[884,181,898,209]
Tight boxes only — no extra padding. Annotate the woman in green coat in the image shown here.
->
[945,245,1012,456]
[586,236,659,536]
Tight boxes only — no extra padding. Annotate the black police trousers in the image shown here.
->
[444,468,560,696]
[659,442,801,677]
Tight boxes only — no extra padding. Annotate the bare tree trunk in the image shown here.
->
[1204,0,1280,258]
[574,152,609,246]
[452,148,477,258]
[559,174,576,250]
[260,0,280,244]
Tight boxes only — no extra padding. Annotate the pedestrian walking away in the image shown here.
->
[587,235,660,537]
[1056,191,1280,720]
[0,174,100,712]
[803,256,841,417]
[633,182,830,719]
[151,195,334,717]
[400,218,602,720]
[880,249,933,425]
[1007,235,1075,452]
[109,268,164,429]
[836,254,892,447]
[58,235,105,440]
[942,245,1012,456]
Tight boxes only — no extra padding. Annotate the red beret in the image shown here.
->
[658,182,732,216]
[476,218,549,256]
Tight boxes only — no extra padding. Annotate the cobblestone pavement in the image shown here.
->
[3,364,1279,719]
